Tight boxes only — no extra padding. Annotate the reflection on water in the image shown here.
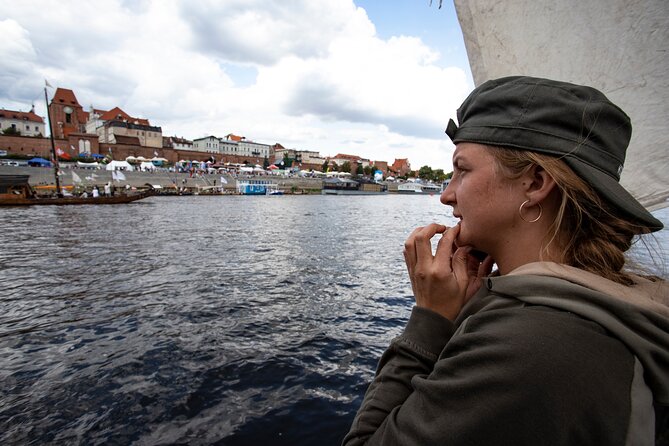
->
[0,196,666,445]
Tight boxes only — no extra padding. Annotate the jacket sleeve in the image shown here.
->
[342,305,634,446]
[342,306,456,446]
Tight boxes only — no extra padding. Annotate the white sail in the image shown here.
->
[454,0,669,210]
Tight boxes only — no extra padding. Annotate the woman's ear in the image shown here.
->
[521,165,557,203]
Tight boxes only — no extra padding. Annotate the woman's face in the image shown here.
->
[441,143,524,255]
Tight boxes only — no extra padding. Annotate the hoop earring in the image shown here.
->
[519,199,542,223]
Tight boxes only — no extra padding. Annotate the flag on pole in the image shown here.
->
[72,172,83,184]
[112,171,127,182]
[45,79,53,88]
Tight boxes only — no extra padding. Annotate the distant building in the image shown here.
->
[0,107,45,137]
[49,88,88,138]
[113,134,141,146]
[391,158,411,177]
[221,134,271,159]
[330,153,368,172]
[163,136,193,150]
[273,147,298,165]
[87,106,162,148]
[193,136,220,153]
[372,160,389,173]
[298,150,326,166]
[218,138,238,155]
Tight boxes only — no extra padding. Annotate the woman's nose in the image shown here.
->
[441,181,454,206]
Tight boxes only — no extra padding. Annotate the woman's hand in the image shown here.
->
[403,223,494,321]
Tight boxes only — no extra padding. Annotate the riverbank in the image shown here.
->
[0,165,423,195]
[0,165,326,195]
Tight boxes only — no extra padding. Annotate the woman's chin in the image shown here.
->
[455,232,470,248]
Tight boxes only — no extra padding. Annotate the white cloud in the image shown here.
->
[0,0,473,171]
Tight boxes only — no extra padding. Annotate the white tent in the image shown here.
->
[140,161,157,171]
[325,171,352,178]
[77,161,100,169]
[105,160,134,171]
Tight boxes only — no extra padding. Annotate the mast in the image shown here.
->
[44,85,62,197]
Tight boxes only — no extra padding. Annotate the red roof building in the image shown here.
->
[49,88,88,138]
[0,107,46,137]
[390,158,411,177]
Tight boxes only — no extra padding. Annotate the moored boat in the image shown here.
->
[0,174,153,206]
[321,178,387,195]
[236,179,281,195]
[396,182,441,194]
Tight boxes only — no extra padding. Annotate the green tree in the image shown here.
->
[356,164,363,175]
[341,161,351,173]
[433,169,446,182]
[322,160,329,172]
[263,156,269,169]
[363,165,372,176]
[2,127,20,136]
[418,165,433,180]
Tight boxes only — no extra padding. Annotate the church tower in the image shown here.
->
[48,88,88,138]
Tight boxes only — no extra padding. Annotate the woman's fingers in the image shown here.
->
[403,226,424,275]
[412,224,447,266]
[452,245,472,287]
[434,224,459,267]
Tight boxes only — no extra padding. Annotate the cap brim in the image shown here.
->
[565,158,663,233]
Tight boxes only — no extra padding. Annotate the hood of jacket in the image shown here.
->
[474,262,669,405]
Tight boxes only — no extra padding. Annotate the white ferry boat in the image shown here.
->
[397,182,441,194]
[236,179,281,195]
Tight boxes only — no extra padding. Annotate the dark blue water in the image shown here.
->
[1,195,666,445]
[0,194,451,445]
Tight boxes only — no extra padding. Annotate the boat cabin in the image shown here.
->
[0,175,35,201]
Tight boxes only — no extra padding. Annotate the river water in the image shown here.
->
[1,195,667,445]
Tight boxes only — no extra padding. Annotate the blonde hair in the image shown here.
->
[486,146,651,285]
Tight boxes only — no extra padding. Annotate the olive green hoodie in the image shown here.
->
[343,262,669,446]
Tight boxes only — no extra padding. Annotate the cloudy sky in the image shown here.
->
[0,0,474,171]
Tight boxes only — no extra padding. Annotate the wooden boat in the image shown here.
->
[0,174,153,206]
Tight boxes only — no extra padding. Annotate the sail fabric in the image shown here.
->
[454,0,669,211]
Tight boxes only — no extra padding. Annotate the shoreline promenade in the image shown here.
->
[0,165,326,194]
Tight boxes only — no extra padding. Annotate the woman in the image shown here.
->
[343,76,668,445]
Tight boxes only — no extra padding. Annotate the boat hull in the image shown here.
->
[0,192,153,206]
